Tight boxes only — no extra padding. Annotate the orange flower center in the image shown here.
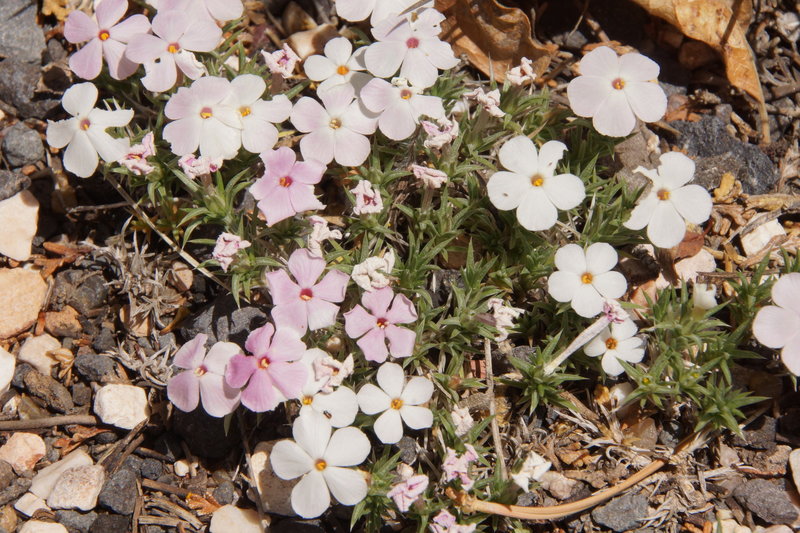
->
[302,396,313,405]
[315,459,327,471]
[98,30,110,41]
[239,106,251,117]
[657,188,670,201]
[167,42,180,53]
[605,337,618,350]
[337,65,349,75]
[194,365,207,376]
[581,273,593,284]
[390,398,404,410]
[531,174,544,187]
[79,119,91,130]
[612,78,625,90]
[329,118,342,129]
[258,357,270,369]
[300,288,313,301]
[279,176,293,187]
[400,89,413,100]
[199,106,213,119]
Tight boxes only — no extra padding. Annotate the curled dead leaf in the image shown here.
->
[434,0,555,82]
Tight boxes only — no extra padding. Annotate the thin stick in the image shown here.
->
[483,340,507,481]
[0,415,98,430]
[67,201,130,213]
[142,479,193,498]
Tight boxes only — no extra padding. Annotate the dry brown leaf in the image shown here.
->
[629,0,764,105]
[42,0,70,21]
[186,493,221,516]
[434,0,555,83]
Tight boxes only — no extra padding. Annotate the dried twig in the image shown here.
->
[0,415,99,430]
[483,339,507,481]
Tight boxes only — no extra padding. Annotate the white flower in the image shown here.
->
[178,154,223,178]
[312,353,354,393]
[752,273,800,375]
[360,77,444,140]
[212,232,250,272]
[307,215,343,258]
[304,37,371,95]
[351,180,384,215]
[46,82,133,178]
[298,349,358,427]
[450,406,473,437]
[357,362,433,444]
[351,249,395,291]
[487,136,585,231]
[262,44,300,78]
[335,0,433,25]
[547,243,627,318]
[421,116,459,150]
[464,88,504,118]
[270,410,370,518]
[584,318,644,376]
[567,46,667,137]
[623,152,712,249]
[221,74,292,154]
[411,164,447,189]
[506,57,536,86]
[487,297,524,342]
[365,9,458,89]
[510,451,551,492]
[692,283,718,314]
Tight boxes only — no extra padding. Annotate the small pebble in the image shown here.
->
[47,465,105,511]
[210,505,263,533]
[98,469,137,515]
[30,449,93,499]
[17,334,60,376]
[19,521,68,533]
[93,384,150,429]
[0,432,45,473]
[13,492,49,517]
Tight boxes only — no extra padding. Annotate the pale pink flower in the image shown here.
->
[222,75,292,154]
[464,88,504,118]
[125,11,221,92]
[411,164,447,189]
[307,216,343,258]
[351,180,383,215]
[313,353,355,393]
[487,297,524,342]
[344,287,417,363]
[262,44,301,78]
[430,510,476,533]
[753,273,800,375]
[119,132,156,175]
[250,147,325,226]
[335,0,433,25]
[225,323,307,412]
[387,474,428,512]
[451,406,474,437]
[264,248,350,333]
[163,76,242,160]
[212,232,250,272]
[178,154,223,177]
[46,82,133,178]
[156,0,243,23]
[567,46,667,137]
[64,0,150,80]
[421,116,459,150]
[351,249,395,292]
[442,444,478,490]
[360,77,444,140]
[290,84,377,166]
[167,334,241,417]
[304,37,371,94]
[506,57,536,86]
[365,9,458,88]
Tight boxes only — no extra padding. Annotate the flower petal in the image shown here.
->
[291,97,328,132]
[657,152,696,189]
[373,408,404,444]
[46,119,77,149]
[323,467,368,506]
[753,305,800,349]
[385,325,416,358]
[362,286,394,316]
[579,46,620,77]
[400,405,433,430]
[624,81,667,123]
[772,273,800,316]
[96,0,127,29]
[304,54,337,81]
[62,82,98,117]
[542,173,585,211]
[670,185,712,225]
[592,89,636,137]
[314,387,359,427]
[225,353,256,388]
[167,371,200,412]
[299,128,335,166]
[357,383,391,415]
[401,376,432,405]
[291,471,330,518]
[571,283,604,318]
[294,410,332,459]
[364,41,405,79]
[63,131,99,178]
[333,127,371,167]
[64,11,98,43]
[357,327,389,363]
[567,75,613,118]
[487,171,528,211]
[313,270,349,302]
[344,305,377,339]
[386,294,417,324]
[325,426,370,466]
[592,271,627,299]
[781,334,800,376]
[585,242,618,275]
[306,299,340,331]
[378,101,417,140]
[516,187,557,231]
[624,193,658,230]
[289,249,325,287]
[174,333,208,369]
[69,39,103,80]
[376,362,405,398]
[647,201,686,248]
[498,135,537,175]
[198,373,240,417]
[554,244,587,274]
[272,300,309,335]
[536,140,567,176]
[584,328,611,357]
[618,52,660,82]
[547,271,580,303]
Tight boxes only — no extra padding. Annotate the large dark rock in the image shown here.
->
[172,407,239,459]
[55,510,98,533]
[89,514,130,533]
[0,59,58,119]
[98,469,138,515]
[0,0,45,64]
[591,492,649,532]
[74,353,117,383]
[733,478,798,524]
[179,294,267,345]
[0,170,29,202]
[68,273,109,316]
[2,123,44,168]
[21,367,74,413]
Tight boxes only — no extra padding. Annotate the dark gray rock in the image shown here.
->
[180,294,267,345]
[0,170,30,202]
[122,455,144,475]
[140,458,162,480]
[271,519,326,533]
[55,510,98,533]
[21,368,74,413]
[395,436,417,464]
[74,353,117,383]
[2,123,44,168]
[45,39,68,63]
[71,382,92,406]
[591,492,649,532]
[669,115,779,195]
[172,408,238,459]
[89,514,130,533]
[733,478,798,524]
[68,274,109,316]
[212,480,237,505]
[0,477,31,506]
[0,460,13,491]
[731,415,777,450]
[0,60,58,119]
[92,328,116,353]
[0,0,45,63]
[98,469,138,515]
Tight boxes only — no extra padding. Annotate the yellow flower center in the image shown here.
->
[258,357,270,369]
[98,30,110,41]
[167,42,180,54]
[279,176,293,187]
[400,89,413,100]
[329,118,342,129]
[337,65,349,75]
[376,318,388,329]
[657,188,670,201]
[302,396,313,405]
[200,106,213,119]
[240,106,251,117]
[194,365,207,377]
[581,273,593,284]
[390,398,404,410]
[79,119,91,130]
[605,337,618,350]
[315,459,327,471]
[531,174,544,187]
[612,78,625,90]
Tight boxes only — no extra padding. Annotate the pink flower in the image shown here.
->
[156,0,243,23]
[351,180,383,215]
[163,76,242,160]
[752,273,800,375]
[506,57,536,86]
[179,154,223,177]
[365,9,459,88]
[335,0,433,25]
[360,78,444,140]
[223,75,292,154]
[125,11,221,92]
[225,323,308,412]
[250,147,325,226]
[387,474,428,512]
[212,232,250,272]
[430,510,476,533]
[264,249,350,333]
[312,353,354,393]
[442,444,478,490]
[344,287,417,363]
[64,0,150,80]
[464,88,504,118]
[421,117,459,150]
[290,84,377,166]
[351,250,395,292]
[167,334,241,417]
[307,216,343,258]
[119,132,156,175]
[262,44,301,78]
[411,164,447,189]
